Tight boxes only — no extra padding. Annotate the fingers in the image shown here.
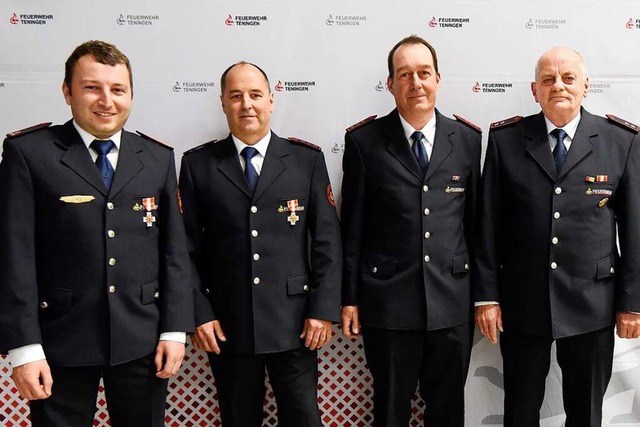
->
[617,312,640,339]
[340,306,360,339]
[155,341,186,379]
[11,360,53,400]
[192,321,225,354]
[302,319,333,350]
[475,305,502,345]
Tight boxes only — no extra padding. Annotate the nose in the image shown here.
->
[240,93,252,109]
[409,72,421,89]
[551,77,564,91]
[97,88,113,107]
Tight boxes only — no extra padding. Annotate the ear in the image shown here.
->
[269,91,274,112]
[220,94,227,114]
[583,76,590,98]
[435,72,442,87]
[530,81,539,103]
[62,82,72,106]
[386,76,394,94]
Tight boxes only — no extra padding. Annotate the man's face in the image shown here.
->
[387,43,441,123]
[221,64,274,145]
[531,47,589,124]
[62,54,132,139]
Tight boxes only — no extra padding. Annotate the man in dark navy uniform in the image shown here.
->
[0,40,193,426]
[340,35,482,426]
[179,61,341,427]
[475,46,640,427]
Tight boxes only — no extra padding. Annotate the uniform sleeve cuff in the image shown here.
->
[159,332,187,344]
[474,301,499,307]
[8,344,46,367]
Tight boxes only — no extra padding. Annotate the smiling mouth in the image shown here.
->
[94,112,115,117]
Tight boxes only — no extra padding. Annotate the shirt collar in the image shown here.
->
[398,112,437,144]
[73,120,122,150]
[232,131,272,157]
[543,112,581,140]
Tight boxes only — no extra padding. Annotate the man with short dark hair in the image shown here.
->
[340,35,482,426]
[475,46,640,427]
[179,61,341,427]
[0,40,194,426]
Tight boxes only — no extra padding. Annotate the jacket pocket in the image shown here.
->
[287,273,310,296]
[38,287,72,321]
[452,252,470,275]
[362,254,397,278]
[596,254,616,280]
[141,279,160,304]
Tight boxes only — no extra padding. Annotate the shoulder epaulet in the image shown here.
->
[288,137,321,151]
[453,114,482,133]
[346,115,377,133]
[136,131,173,150]
[6,122,52,138]
[184,140,218,154]
[606,114,639,133]
[490,116,523,130]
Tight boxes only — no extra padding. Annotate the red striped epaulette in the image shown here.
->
[346,115,377,132]
[6,122,52,138]
[136,131,173,150]
[288,137,321,151]
[606,114,639,133]
[184,140,217,154]
[453,114,482,133]
[490,116,523,130]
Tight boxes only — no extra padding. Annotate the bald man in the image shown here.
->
[475,47,640,426]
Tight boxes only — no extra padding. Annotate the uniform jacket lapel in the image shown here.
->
[425,109,454,181]
[558,108,595,180]
[109,131,144,198]
[57,120,109,196]
[217,135,253,198]
[525,112,557,181]
[253,133,288,202]
[384,109,424,181]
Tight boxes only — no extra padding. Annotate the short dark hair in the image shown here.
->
[387,35,439,78]
[220,61,271,94]
[64,40,133,95]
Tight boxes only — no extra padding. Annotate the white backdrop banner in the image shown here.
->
[2,0,640,426]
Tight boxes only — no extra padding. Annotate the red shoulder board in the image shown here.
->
[453,114,482,133]
[490,116,523,130]
[346,115,377,132]
[288,137,321,151]
[606,114,639,133]
[136,131,173,149]
[6,122,52,138]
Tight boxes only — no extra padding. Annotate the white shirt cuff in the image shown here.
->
[159,332,186,344]
[8,344,46,367]
[474,301,499,307]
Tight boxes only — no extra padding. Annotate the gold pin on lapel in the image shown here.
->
[59,195,95,204]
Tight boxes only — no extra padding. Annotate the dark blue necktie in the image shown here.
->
[241,146,259,194]
[551,128,568,172]
[411,131,429,176]
[90,139,115,190]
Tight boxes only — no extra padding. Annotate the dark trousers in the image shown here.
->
[30,353,168,427]
[500,326,615,427]
[362,322,472,427]
[209,346,322,427]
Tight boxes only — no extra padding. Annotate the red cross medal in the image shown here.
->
[287,199,299,225]
[141,197,158,227]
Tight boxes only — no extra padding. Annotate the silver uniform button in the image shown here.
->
[552,237,559,245]
[610,267,615,274]
[553,212,561,220]
[424,231,431,239]
[555,187,562,195]
[303,285,309,292]
[204,288,210,294]
[424,208,430,216]
[372,267,378,273]
[39,301,49,309]
[464,263,469,271]
[109,285,116,293]
[154,291,160,299]
[424,255,430,262]
[108,258,116,266]
[251,206,258,213]
[253,253,260,261]
[251,230,258,237]
[551,262,557,270]
[108,230,116,238]
[107,202,114,210]
[253,277,260,285]
[423,185,429,192]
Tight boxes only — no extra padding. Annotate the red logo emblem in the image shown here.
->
[225,14,234,26]
[327,185,336,207]
[472,82,481,93]
[275,80,284,91]
[429,16,438,27]
[626,18,634,29]
[10,13,19,24]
